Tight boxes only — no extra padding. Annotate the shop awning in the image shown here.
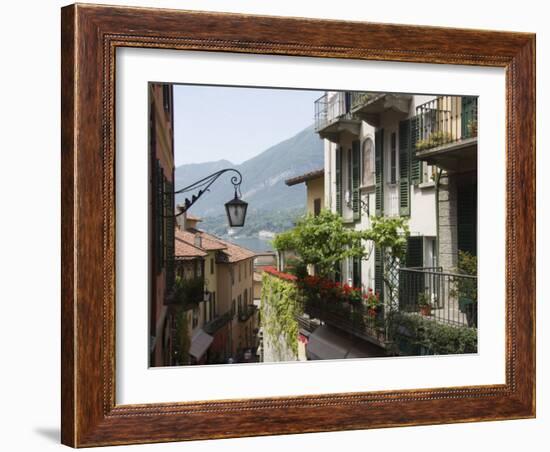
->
[189,329,214,360]
[306,325,385,360]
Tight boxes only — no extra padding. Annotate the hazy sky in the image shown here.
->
[173,85,323,167]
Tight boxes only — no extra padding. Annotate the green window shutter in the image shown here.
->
[334,261,342,283]
[406,236,424,267]
[399,119,411,216]
[374,246,384,301]
[390,133,397,184]
[352,255,362,288]
[461,96,478,138]
[352,140,361,220]
[165,178,175,290]
[335,147,342,215]
[155,160,164,274]
[374,129,384,216]
[410,117,421,185]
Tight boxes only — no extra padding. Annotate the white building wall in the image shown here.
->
[321,93,439,291]
[322,117,377,290]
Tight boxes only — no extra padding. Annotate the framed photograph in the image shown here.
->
[61,3,535,447]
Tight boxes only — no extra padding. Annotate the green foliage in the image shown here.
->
[388,312,477,355]
[417,291,432,308]
[272,210,366,278]
[416,130,453,151]
[173,275,204,309]
[453,251,478,327]
[466,119,478,137]
[173,307,191,365]
[361,216,409,307]
[361,216,409,260]
[260,273,302,359]
[457,250,477,277]
[284,257,309,279]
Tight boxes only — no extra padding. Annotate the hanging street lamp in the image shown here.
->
[167,168,248,227]
[225,192,248,228]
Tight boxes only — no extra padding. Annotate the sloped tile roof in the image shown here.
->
[174,235,207,258]
[174,227,256,263]
[285,168,324,186]
[176,229,226,251]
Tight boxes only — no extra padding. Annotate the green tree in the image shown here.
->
[273,210,365,278]
[362,216,409,308]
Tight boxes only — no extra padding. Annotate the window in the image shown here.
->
[210,257,214,275]
[192,307,199,329]
[162,84,171,112]
[390,132,397,184]
[335,147,342,214]
[244,289,248,305]
[352,140,361,220]
[362,138,375,186]
[314,198,321,216]
[406,236,424,267]
[239,264,241,282]
[196,260,202,277]
[352,256,362,289]
[231,267,234,285]
[347,148,353,205]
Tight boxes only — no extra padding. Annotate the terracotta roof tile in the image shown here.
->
[175,229,226,251]
[191,229,256,263]
[285,168,324,186]
[215,239,256,263]
[174,227,256,263]
[174,236,207,258]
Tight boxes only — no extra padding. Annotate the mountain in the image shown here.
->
[175,124,324,218]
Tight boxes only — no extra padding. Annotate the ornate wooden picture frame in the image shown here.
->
[61,3,535,447]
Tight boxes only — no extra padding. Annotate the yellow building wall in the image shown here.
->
[305,176,325,215]
[228,258,256,357]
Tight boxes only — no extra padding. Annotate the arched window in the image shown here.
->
[362,137,375,186]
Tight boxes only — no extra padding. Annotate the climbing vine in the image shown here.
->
[173,306,191,365]
[260,272,302,361]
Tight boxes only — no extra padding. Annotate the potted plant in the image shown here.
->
[417,291,432,316]
[346,285,363,304]
[466,119,478,137]
[363,288,380,318]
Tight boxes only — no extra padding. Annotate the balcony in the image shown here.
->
[398,267,478,328]
[165,276,206,309]
[304,296,387,347]
[314,92,361,143]
[203,308,234,335]
[238,304,258,322]
[350,93,412,127]
[414,96,478,172]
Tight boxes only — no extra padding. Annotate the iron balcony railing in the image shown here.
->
[295,314,320,335]
[398,267,478,328]
[304,296,387,345]
[165,275,205,309]
[350,91,372,110]
[415,96,478,152]
[203,308,234,335]
[314,92,349,132]
[238,304,257,322]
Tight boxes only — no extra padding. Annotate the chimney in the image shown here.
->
[175,205,202,230]
[175,205,186,230]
